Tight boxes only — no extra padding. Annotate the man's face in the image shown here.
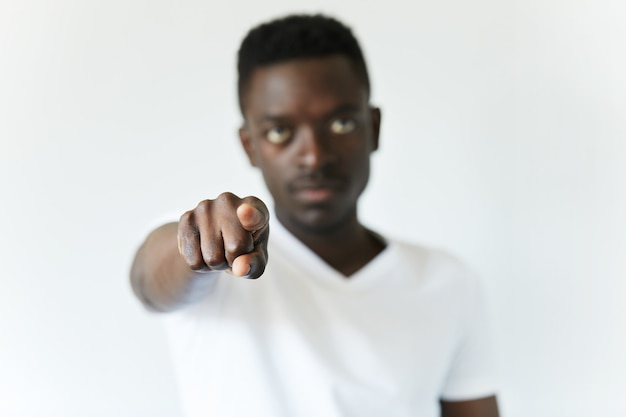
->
[239,56,381,233]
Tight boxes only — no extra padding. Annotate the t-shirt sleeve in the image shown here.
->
[439,272,499,401]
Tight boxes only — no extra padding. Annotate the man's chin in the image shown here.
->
[283,205,353,236]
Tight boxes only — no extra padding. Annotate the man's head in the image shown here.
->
[237,14,371,113]
[237,15,380,235]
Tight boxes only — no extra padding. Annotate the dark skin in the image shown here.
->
[130,55,498,416]
[239,56,384,276]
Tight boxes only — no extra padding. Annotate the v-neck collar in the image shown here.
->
[268,217,398,291]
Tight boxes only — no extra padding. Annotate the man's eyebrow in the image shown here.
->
[258,114,291,123]
[325,104,362,116]
[256,104,363,124]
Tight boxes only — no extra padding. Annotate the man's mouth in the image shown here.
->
[289,178,346,203]
[294,187,338,203]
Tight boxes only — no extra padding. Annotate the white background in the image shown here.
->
[1,0,625,416]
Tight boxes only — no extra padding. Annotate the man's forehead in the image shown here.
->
[242,56,368,115]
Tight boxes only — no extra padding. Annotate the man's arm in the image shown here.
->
[129,193,269,312]
[440,396,499,417]
[130,222,207,312]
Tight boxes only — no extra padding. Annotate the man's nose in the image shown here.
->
[296,126,336,170]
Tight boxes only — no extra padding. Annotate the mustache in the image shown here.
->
[288,171,348,190]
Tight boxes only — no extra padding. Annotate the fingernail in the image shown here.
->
[243,265,252,278]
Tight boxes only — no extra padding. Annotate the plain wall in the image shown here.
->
[1,0,624,416]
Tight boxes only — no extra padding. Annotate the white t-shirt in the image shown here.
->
[164,219,497,417]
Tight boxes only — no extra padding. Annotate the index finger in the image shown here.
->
[236,198,269,233]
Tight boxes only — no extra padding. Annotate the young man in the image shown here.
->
[131,14,499,417]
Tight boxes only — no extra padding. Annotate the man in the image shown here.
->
[131,14,499,417]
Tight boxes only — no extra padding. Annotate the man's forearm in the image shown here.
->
[130,223,216,312]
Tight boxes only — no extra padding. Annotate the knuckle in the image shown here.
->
[187,259,207,271]
[178,210,194,226]
[202,244,228,270]
[194,199,212,215]
[204,256,228,270]
[181,249,204,271]
[224,236,253,256]
[211,193,241,217]
[216,192,238,204]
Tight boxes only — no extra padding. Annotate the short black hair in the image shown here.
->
[237,14,371,112]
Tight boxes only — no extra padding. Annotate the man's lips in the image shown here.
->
[294,187,338,203]
[288,179,346,203]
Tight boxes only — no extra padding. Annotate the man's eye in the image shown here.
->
[266,127,291,144]
[330,118,356,135]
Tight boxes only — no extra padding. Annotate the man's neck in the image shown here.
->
[277,213,386,277]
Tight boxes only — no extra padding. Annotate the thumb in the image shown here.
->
[236,200,269,233]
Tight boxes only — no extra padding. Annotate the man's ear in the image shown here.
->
[370,106,382,152]
[238,125,257,167]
